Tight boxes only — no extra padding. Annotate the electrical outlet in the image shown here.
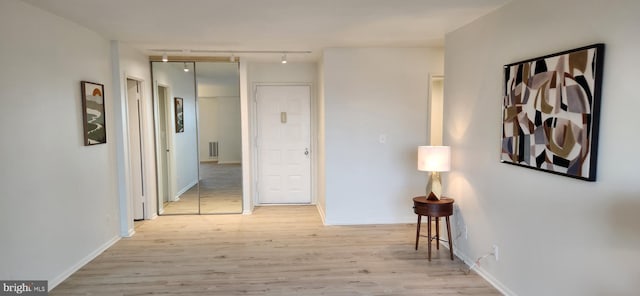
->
[492,244,499,261]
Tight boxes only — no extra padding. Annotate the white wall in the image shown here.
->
[198,97,219,161]
[444,0,640,295]
[196,63,242,163]
[152,63,199,196]
[0,0,119,288]
[216,97,242,163]
[197,77,240,97]
[248,62,317,84]
[321,48,444,225]
[198,96,242,163]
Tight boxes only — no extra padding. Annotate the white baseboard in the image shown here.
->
[174,180,198,200]
[449,245,516,296]
[218,161,241,164]
[49,235,120,291]
[316,203,326,225]
[322,216,416,226]
[126,228,135,237]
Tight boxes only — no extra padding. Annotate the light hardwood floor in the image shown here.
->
[51,206,500,296]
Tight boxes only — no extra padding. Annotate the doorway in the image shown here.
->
[429,75,444,145]
[255,85,311,204]
[155,84,172,214]
[126,78,145,220]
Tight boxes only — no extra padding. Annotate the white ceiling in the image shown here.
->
[22,0,510,62]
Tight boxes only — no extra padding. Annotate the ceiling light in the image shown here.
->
[162,52,168,62]
[281,53,287,64]
[183,62,189,72]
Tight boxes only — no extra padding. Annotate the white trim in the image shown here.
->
[49,235,120,291]
[175,179,198,199]
[322,217,417,226]
[258,203,313,206]
[446,245,516,296]
[124,75,150,220]
[427,73,444,145]
[218,161,242,164]
[239,60,252,214]
[111,41,134,238]
[316,203,326,225]
[153,82,176,206]
[126,229,135,238]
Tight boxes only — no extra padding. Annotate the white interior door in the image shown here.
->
[256,85,311,204]
[127,79,145,219]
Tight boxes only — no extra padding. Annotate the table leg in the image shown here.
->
[415,215,421,250]
[446,216,453,260]
[427,216,432,261]
[435,217,440,250]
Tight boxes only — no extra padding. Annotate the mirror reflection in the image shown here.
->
[152,60,243,215]
[196,62,242,214]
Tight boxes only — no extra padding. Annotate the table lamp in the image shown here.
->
[418,146,450,201]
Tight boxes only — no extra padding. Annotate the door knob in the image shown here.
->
[304,148,309,155]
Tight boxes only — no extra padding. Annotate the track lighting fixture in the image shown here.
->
[183,62,189,72]
[150,49,311,64]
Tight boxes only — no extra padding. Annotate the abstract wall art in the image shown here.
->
[501,44,605,181]
[174,97,184,133]
[81,81,107,145]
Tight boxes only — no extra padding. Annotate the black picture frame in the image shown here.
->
[81,81,107,145]
[174,97,184,133]
[501,44,605,181]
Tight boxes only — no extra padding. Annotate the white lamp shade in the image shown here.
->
[417,146,450,172]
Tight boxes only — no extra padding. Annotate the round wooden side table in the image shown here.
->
[412,196,454,261]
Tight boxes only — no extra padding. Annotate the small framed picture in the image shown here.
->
[81,81,107,145]
[174,97,184,133]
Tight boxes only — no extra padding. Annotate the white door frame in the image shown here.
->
[427,74,444,145]
[153,82,176,214]
[251,82,315,206]
[124,76,148,220]
[153,80,176,209]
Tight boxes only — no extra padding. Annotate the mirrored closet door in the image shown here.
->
[151,60,243,215]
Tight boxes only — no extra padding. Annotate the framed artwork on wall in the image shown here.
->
[501,44,605,181]
[174,97,184,133]
[81,81,107,145]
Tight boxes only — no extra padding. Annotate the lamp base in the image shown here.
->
[426,192,439,201]
[426,171,442,200]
